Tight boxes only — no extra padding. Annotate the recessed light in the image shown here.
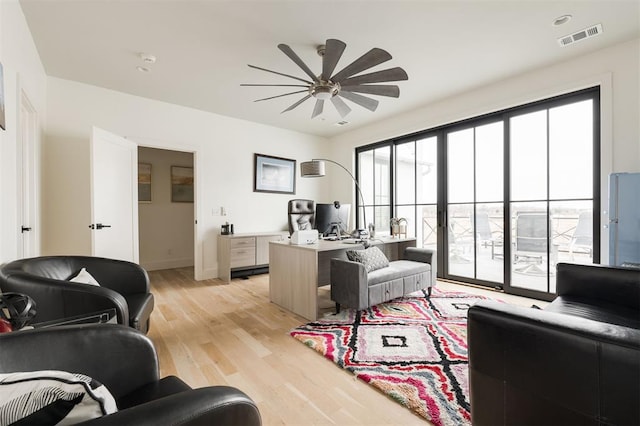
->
[136,66,150,73]
[139,53,156,64]
[553,14,572,26]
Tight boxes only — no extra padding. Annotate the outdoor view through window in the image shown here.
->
[358,90,597,298]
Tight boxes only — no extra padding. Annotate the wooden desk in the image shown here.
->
[269,237,416,320]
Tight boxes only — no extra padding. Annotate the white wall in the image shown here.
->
[0,0,47,263]
[138,147,194,271]
[330,38,640,262]
[331,38,639,171]
[42,77,329,279]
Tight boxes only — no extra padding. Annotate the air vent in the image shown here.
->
[558,24,602,47]
[336,121,349,126]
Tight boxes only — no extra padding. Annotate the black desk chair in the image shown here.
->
[288,199,315,235]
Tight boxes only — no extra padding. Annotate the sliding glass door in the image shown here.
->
[508,98,597,297]
[445,121,504,287]
[395,136,438,250]
[358,146,391,237]
[355,87,599,300]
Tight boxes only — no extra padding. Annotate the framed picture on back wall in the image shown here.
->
[138,163,152,203]
[171,166,194,202]
[254,153,296,194]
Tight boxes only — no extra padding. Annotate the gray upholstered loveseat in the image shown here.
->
[330,246,436,312]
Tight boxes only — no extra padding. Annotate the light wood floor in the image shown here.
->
[147,268,546,426]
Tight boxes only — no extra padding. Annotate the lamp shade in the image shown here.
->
[300,160,325,177]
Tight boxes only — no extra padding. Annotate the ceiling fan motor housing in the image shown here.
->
[310,81,339,100]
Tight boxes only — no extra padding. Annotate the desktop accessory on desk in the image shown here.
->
[291,230,319,245]
[221,222,234,235]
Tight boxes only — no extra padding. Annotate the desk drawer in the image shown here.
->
[230,247,256,268]
[231,237,255,249]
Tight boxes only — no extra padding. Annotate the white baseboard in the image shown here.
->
[200,267,218,280]
[141,257,194,271]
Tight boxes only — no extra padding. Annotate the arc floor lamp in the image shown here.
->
[300,159,369,238]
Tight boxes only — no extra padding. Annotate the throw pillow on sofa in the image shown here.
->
[346,246,389,273]
[69,268,100,286]
[0,370,117,425]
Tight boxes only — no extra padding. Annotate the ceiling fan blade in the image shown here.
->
[311,99,324,118]
[241,84,309,87]
[248,64,312,84]
[254,90,308,102]
[321,39,346,81]
[330,96,352,118]
[340,67,408,86]
[338,91,379,112]
[282,95,311,113]
[330,48,392,83]
[278,44,320,83]
[341,85,400,98]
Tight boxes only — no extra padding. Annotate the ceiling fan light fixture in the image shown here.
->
[310,83,339,100]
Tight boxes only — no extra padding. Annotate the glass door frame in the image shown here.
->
[500,88,601,301]
[439,116,506,290]
[355,87,601,301]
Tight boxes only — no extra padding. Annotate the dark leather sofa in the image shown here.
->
[0,324,261,425]
[468,262,640,425]
[0,256,154,333]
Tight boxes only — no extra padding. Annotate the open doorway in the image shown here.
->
[137,147,194,272]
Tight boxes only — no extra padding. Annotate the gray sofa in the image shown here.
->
[330,247,436,312]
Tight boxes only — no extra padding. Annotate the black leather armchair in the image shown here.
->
[468,262,640,426]
[0,256,154,333]
[0,324,261,425]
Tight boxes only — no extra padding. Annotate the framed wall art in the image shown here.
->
[171,166,194,203]
[254,153,296,194]
[138,163,152,203]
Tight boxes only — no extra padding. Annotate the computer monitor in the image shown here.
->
[315,201,351,238]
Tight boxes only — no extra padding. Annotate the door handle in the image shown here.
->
[21,226,32,233]
[89,223,112,230]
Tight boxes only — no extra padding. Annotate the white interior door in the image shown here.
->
[18,89,38,258]
[90,127,139,262]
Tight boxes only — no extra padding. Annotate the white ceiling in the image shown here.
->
[19,0,640,137]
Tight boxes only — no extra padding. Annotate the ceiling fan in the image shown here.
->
[241,39,408,119]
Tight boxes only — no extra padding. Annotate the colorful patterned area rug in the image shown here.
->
[290,288,489,426]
